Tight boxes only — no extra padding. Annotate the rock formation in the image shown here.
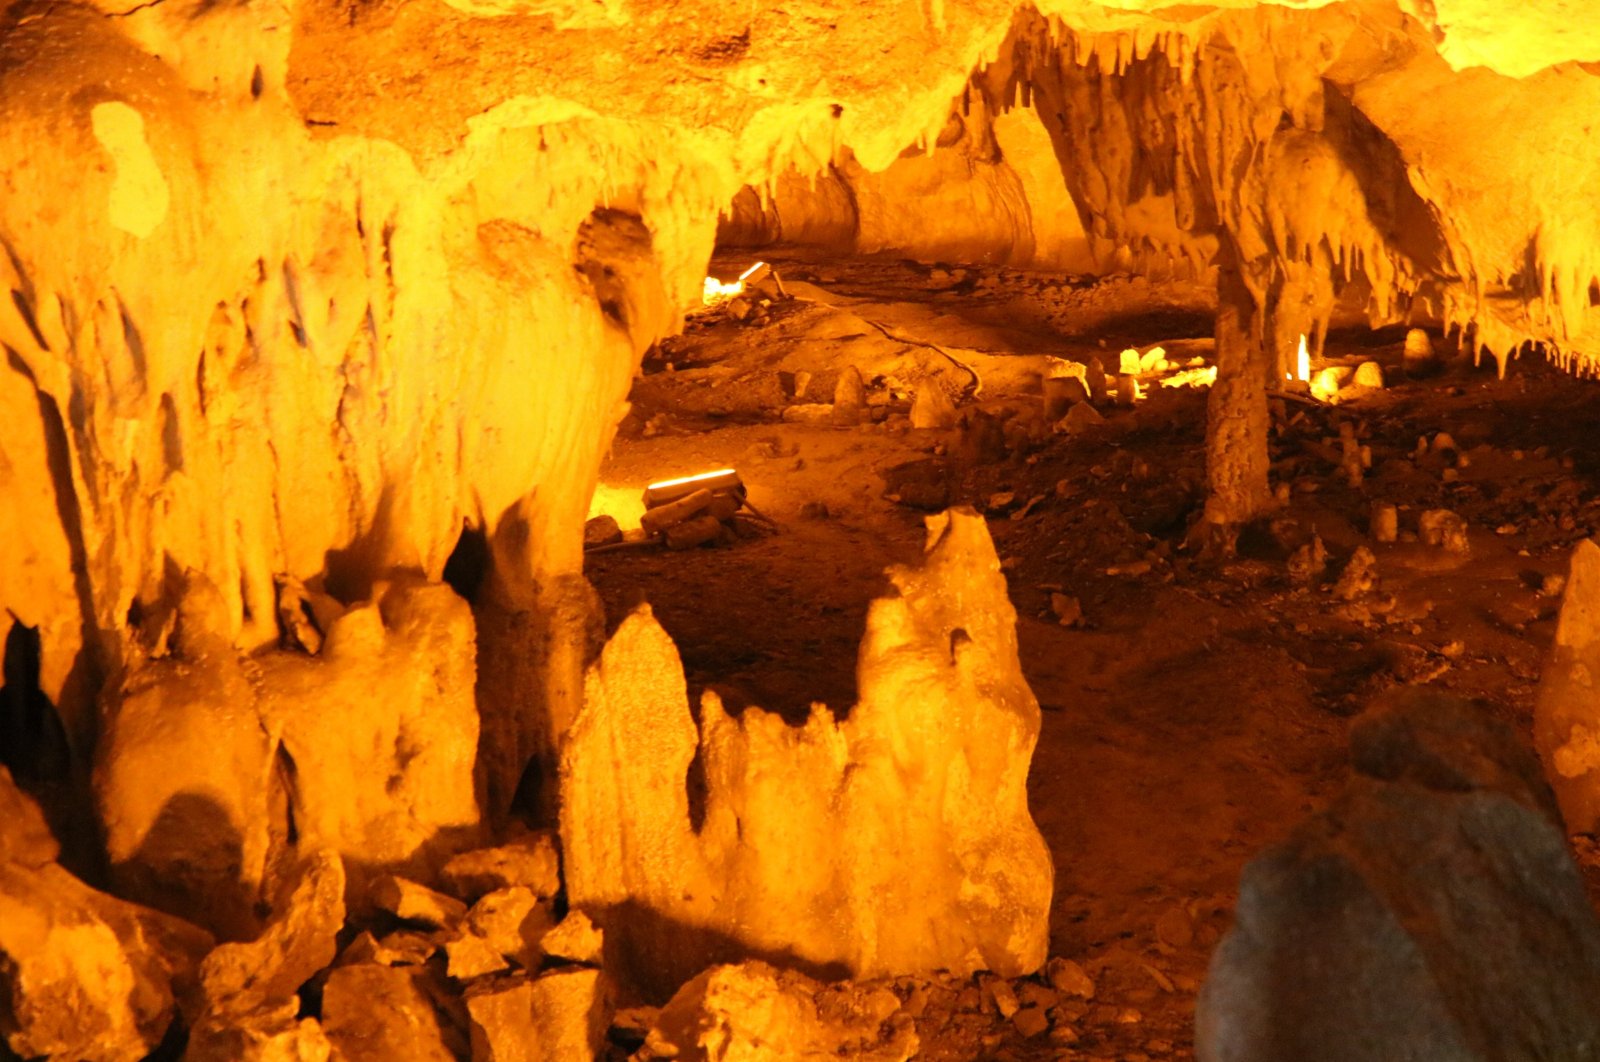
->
[645,961,920,1062]
[0,768,213,1062]
[561,509,1052,1000]
[1197,689,1600,1061]
[96,573,482,933]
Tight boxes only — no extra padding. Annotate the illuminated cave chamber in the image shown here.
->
[5,0,1600,1059]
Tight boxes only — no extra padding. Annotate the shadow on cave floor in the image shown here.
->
[587,249,1600,1060]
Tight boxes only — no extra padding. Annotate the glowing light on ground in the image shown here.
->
[1296,334,1311,383]
[700,262,768,307]
[588,482,647,530]
[1160,366,1218,389]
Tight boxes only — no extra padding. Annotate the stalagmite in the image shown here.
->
[1199,258,1275,545]
[560,509,1052,1000]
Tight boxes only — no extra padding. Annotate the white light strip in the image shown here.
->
[646,468,738,491]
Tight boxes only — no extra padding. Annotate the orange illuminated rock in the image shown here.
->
[0,858,212,1062]
[648,961,918,1062]
[440,831,563,903]
[561,508,1051,1000]
[195,848,346,1017]
[322,964,463,1062]
[95,571,282,940]
[465,968,611,1062]
[257,581,484,901]
[98,576,481,930]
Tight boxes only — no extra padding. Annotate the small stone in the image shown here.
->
[1371,502,1399,543]
[1046,958,1095,1000]
[467,970,611,1062]
[468,887,555,969]
[1419,510,1471,555]
[445,931,510,981]
[984,977,1021,1019]
[1154,905,1195,948]
[1431,431,1458,456]
[1403,328,1435,371]
[441,831,562,902]
[986,491,1019,516]
[1116,374,1140,406]
[1332,547,1378,601]
[1311,367,1343,402]
[198,849,345,1013]
[583,515,622,548]
[781,403,834,425]
[1542,573,1568,597]
[832,367,866,426]
[1016,982,1059,1010]
[910,385,958,430]
[1050,593,1083,628]
[1062,401,1105,436]
[186,1000,334,1061]
[1352,361,1384,389]
[1013,1005,1051,1038]
[322,964,462,1062]
[540,909,604,966]
[1287,535,1328,585]
[371,876,468,929]
[339,930,438,968]
[1085,358,1108,402]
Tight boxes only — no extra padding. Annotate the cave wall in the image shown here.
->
[719,97,1098,272]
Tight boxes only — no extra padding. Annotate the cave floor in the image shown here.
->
[585,249,1600,1061]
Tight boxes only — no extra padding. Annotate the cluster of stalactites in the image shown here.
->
[967,11,1428,325]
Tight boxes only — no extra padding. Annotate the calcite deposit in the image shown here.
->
[561,509,1052,999]
[96,575,482,932]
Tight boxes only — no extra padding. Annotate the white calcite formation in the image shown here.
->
[95,575,481,932]
[561,509,1052,1000]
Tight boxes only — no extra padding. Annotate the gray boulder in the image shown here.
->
[1198,689,1600,1062]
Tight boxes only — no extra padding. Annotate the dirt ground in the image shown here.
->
[586,248,1600,1060]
